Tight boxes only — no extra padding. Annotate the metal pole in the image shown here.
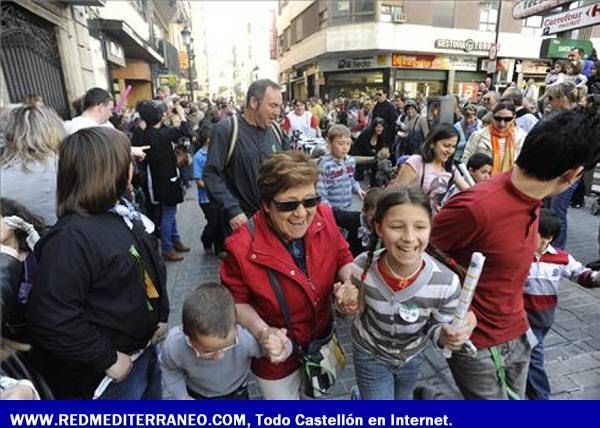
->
[188,45,194,102]
[493,0,503,91]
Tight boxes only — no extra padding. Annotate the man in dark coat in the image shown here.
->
[139,101,194,261]
[203,79,288,237]
[370,87,398,147]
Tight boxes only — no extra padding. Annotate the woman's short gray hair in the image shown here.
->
[1,105,65,171]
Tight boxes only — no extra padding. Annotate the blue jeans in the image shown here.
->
[161,205,181,252]
[549,180,579,249]
[353,343,423,400]
[526,326,551,400]
[99,346,161,400]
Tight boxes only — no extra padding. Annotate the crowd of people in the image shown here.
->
[1,46,600,401]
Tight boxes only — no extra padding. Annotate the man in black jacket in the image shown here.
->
[371,87,398,147]
[203,79,288,236]
[139,101,194,261]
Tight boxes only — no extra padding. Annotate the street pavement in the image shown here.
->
[165,190,600,399]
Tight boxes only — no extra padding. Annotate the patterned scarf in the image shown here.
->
[489,123,516,175]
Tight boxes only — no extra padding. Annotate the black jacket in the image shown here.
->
[203,115,289,221]
[28,213,168,398]
[145,121,194,206]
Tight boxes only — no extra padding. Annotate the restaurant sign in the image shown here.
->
[435,39,493,53]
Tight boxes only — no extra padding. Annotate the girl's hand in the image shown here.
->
[333,281,359,314]
[438,311,477,351]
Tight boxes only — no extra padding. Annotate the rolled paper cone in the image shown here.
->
[443,252,485,358]
[114,85,132,114]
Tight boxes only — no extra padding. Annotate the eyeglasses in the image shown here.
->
[272,196,321,212]
[186,335,238,358]
[494,116,514,123]
[376,93,383,96]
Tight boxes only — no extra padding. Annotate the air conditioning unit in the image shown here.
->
[393,12,407,23]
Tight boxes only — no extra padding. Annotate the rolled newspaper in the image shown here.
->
[93,348,145,399]
[456,162,475,187]
[443,252,486,358]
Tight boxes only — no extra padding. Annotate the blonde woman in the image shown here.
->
[0,105,65,226]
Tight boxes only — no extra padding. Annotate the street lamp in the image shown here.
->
[180,26,194,101]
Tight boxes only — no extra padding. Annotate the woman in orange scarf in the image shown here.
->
[461,102,526,175]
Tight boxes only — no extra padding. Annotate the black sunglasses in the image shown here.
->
[376,93,383,96]
[272,196,321,212]
[494,116,514,123]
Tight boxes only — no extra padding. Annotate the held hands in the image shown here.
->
[438,311,477,351]
[229,213,249,231]
[357,189,366,200]
[105,351,132,383]
[333,280,359,314]
[259,327,292,364]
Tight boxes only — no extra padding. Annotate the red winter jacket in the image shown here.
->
[221,204,353,380]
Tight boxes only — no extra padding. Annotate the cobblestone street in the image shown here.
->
[165,191,600,399]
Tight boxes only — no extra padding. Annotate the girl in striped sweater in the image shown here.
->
[334,186,476,399]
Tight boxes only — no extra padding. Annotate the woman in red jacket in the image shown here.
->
[221,151,353,399]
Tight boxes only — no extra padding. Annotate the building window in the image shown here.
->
[130,0,146,19]
[380,4,405,23]
[479,1,498,32]
[433,0,455,28]
[328,0,375,26]
[522,14,542,35]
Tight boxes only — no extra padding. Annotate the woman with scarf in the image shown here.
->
[460,102,526,175]
[28,127,168,399]
[453,104,481,161]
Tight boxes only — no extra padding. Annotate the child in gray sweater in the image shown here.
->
[159,283,291,399]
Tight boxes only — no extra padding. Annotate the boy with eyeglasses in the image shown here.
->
[159,283,291,399]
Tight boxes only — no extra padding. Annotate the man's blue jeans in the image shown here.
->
[526,326,551,400]
[161,205,181,252]
[353,343,423,400]
[549,180,579,249]
[99,345,161,400]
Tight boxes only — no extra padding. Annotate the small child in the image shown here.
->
[334,187,476,400]
[374,147,395,187]
[159,283,291,400]
[466,153,493,183]
[192,126,223,255]
[565,61,588,89]
[316,124,365,212]
[442,153,493,205]
[524,209,600,400]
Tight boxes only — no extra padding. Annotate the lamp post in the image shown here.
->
[181,26,195,102]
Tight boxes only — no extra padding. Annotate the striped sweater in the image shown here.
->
[524,245,592,328]
[316,154,362,211]
[351,250,461,364]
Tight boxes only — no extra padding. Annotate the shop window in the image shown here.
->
[479,1,498,32]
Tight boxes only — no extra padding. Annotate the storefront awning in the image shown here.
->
[90,19,164,64]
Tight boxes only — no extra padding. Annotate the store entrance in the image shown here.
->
[393,69,447,99]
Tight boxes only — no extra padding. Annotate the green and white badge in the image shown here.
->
[398,303,420,323]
